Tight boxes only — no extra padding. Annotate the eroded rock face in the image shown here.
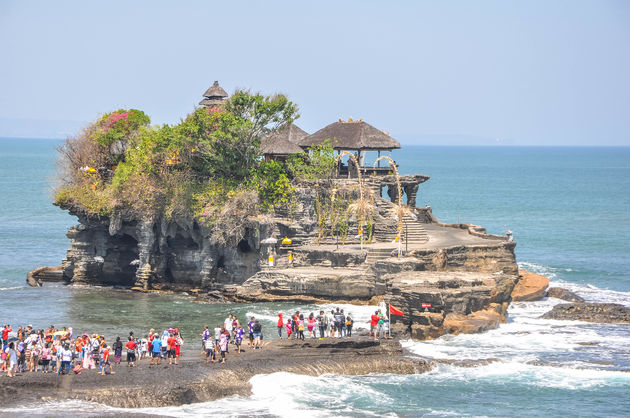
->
[373,242,518,276]
[235,267,385,302]
[51,181,523,341]
[385,271,517,339]
[511,269,549,301]
[541,303,630,323]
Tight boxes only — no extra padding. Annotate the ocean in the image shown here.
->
[1,138,629,417]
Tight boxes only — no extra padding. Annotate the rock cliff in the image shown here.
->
[42,180,522,341]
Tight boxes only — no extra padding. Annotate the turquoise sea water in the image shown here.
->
[1,138,629,417]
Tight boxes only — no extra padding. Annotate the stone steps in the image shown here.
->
[366,247,396,264]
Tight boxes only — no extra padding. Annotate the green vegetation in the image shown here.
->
[54,91,339,239]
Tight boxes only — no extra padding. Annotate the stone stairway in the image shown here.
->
[401,215,430,244]
[366,247,396,264]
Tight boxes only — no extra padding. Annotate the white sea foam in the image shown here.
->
[0,286,23,291]
[518,261,630,306]
[130,372,395,417]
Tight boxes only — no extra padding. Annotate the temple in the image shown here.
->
[199,81,228,108]
[260,124,307,161]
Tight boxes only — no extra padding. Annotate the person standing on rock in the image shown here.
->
[315,311,324,338]
[346,314,354,338]
[307,313,317,338]
[297,314,305,340]
[100,345,114,375]
[214,324,223,347]
[333,309,343,338]
[167,333,178,365]
[150,336,162,366]
[370,311,379,339]
[234,323,245,353]
[339,310,347,338]
[201,325,210,352]
[292,312,299,340]
[376,309,386,340]
[274,313,283,339]
[219,329,229,362]
[125,336,137,367]
[224,314,234,339]
[247,317,255,347]
[252,320,262,349]
[113,336,123,366]
[5,342,17,378]
[204,336,216,364]
[328,310,335,338]
[174,329,183,364]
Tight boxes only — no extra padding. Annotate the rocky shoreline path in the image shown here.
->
[0,338,432,409]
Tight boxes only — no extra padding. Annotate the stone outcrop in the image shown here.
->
[26,265,64,287]
[510,269,549,301]
[541,303,630,323]
[234,267,385,303]
[37,179,524,341]
[385,271,516,339]
[55,187,320,292]
[547,287,585,302]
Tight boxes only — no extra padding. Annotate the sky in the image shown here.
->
[0,0,629,145]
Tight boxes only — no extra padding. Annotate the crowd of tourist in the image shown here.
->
[0,324,184,378]
[1,308,390,376]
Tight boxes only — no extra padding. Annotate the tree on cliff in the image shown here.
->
[54,91,299,221]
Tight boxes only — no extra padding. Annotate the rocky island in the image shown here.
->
[31,81,539,340]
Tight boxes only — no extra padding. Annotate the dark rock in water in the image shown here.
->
[541,303,630,323]
[547,287,585,302]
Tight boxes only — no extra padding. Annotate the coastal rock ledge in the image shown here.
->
[541,303,630,324]
[34,181,526,341]
[0,338,431,409]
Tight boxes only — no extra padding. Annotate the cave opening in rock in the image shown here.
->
[217,255,225,269]
[166,232,199,251]
[237,239,252,253]
[102,233,139,286]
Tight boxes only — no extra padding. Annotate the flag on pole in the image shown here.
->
[389,304,404,316]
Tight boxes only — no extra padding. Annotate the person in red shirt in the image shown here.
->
[125,337,137,367]
[1,324,12,346]
[370,311,380,339]
[277,313,284,339]
[100,345,114,375]
[167,333,177,365]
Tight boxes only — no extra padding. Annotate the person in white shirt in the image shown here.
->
[57,344,73,375]
[224,314,234,335]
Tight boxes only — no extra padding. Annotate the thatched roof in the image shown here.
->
[298,119,401,151]
[202,81,228,99]
[199,98,226,107]
[260,124,307,155]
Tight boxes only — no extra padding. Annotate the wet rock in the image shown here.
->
[0,338,431,409]
[443,308,502,335]
[511,269,549,301]
[26,265,65,287]
[547,287,585,302]
[541,303,630,323]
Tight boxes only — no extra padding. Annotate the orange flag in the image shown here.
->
[389,304,404,316]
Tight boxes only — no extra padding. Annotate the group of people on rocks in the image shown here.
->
[2,307,390,376]
[276,308,355,340]
[200,314,255,364]
[1,323,184,378]
[369,309,390,340]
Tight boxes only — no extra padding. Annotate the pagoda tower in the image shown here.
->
[199,80,228,108]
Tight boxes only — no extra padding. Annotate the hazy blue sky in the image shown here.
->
[1,0,629,145]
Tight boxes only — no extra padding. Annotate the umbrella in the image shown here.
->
[53,330,68,336]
